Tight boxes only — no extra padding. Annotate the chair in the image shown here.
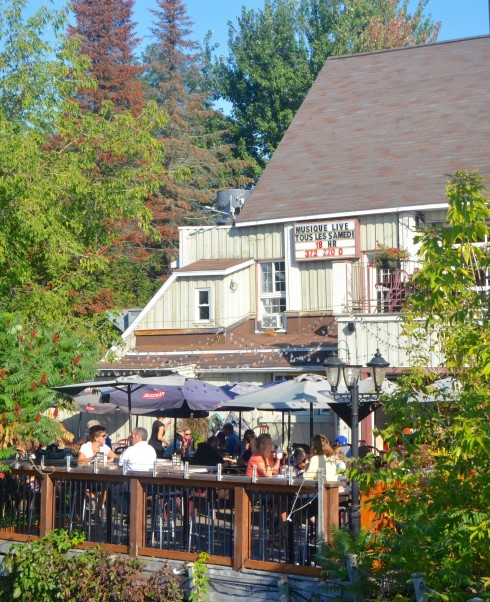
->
[253,424,269,435]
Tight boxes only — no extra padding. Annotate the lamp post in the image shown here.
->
[324,349,389,537]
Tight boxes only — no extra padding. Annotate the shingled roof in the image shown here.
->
[237,36,490,225]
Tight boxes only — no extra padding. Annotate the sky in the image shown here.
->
[127,0,489,54]
[32,1,490,55]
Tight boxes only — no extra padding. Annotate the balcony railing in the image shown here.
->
[344,261,419,314]
[0,463,341,576]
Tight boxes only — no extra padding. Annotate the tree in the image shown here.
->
[208,0,440,168]
[139,0,253,269]
[0,0,168,456]
[68,0,144,116]
[352,171,490,600]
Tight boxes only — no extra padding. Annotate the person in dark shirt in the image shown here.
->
[148,416,171,459]
[222,423,240,456]
[191,436,224,466]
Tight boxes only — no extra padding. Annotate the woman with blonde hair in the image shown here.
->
[303,434,338,481]
[246,433,280,477]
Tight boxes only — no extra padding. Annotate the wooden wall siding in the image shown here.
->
[360,215,399,253]
[181,224,284,265]
[299,262,332,311]
[138,268,255,331]
[337,316,445,369]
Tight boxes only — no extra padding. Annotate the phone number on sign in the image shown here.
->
[303,247,344,258]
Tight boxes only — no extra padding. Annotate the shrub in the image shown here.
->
[3,529,183,602]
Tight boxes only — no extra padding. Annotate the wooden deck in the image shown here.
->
[0,462,341,577]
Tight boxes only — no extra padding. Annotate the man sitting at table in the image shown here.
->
[118,427,156,471]
[222,423,240,456]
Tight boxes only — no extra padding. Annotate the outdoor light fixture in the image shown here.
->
[366,349,390,392]
[324,349,389,537]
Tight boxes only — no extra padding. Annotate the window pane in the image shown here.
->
[199,290,209,304]
[199,306,210,320]
[260,263,273,293]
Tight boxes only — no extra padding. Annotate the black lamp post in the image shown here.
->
[324,349,389,536]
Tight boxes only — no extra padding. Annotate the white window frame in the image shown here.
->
[257,261,286,328]
[195,287,212,322]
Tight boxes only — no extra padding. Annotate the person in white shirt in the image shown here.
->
[78,426,118,466]
[119,427,157,471]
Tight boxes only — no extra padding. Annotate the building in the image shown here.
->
[99,36,490,445]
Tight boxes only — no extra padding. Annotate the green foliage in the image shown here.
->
[3,529,183,602]
[208,0,439,167]
[349,171,490,601]
[3,529,86,601]
[0,312,98,460]
[315,527,413,600]
[188,552,210,602]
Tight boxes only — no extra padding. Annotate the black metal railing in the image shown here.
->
[0,464,340,575]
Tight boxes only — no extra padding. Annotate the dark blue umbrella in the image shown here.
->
[52,375,230,430]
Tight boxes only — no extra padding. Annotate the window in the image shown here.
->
[258,261,286,327]
[196,288,211,321]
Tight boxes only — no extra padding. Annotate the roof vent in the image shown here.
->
[216,189,250,221]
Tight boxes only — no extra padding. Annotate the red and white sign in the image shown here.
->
[142,391,167,399]
[294,219,359,261]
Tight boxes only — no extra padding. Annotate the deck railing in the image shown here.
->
[345,261,419,314]
[0,463,341,576]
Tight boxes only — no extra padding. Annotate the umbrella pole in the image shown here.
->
[128,387,133,433]
[238,411,242,444]
[281,411,285,449]
[287,412,291,453]
[310,402,313,440]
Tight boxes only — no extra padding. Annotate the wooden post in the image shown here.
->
[412,573,429,602]
[39,473,55,536]
[322,484,339,544]
[233,486,251,571]
[128,478,144,558]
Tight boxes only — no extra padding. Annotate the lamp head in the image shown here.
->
[367,349,390,391]
[323,352,344,392]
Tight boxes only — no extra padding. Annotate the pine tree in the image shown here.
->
[140,0,253,270]
[69,0,144,116]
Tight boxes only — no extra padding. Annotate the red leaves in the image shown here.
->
[31,381,37,391]
[40,373,47,385]
[35,412,41,423]
[14,403,21,415]
[73,355,81,365]
[53,333,59,343]
[0,369,5,380]
[53,408,59,418]
[61,368,66,375]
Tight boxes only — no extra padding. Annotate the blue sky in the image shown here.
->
[128,0,489,53]
[33,0,490,54]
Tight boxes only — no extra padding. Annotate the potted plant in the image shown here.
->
[372,242,409,269]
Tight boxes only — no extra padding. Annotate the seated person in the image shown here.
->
[246,434,280,477]
[78,426,118,465]
[118,427,156,471]
[182,429,194,456]
[303,434,338,481]
[191,436,225,467]
[240,429,255,464]
[222,423,240,456]
[291,447,307,475]
[216,431,227,454]
[163,432,184,459]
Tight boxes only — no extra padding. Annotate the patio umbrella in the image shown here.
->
[52,374,230,430]
[217,374,335,440]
